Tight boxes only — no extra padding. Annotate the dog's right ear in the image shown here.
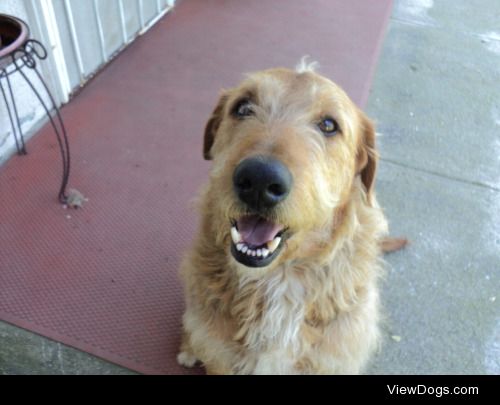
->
[203,94,229,160]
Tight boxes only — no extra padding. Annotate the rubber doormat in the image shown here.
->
[0,0,393,374]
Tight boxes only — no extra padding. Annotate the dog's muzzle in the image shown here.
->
[230,156,292,268]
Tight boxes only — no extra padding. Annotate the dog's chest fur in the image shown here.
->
[230,267,308,373]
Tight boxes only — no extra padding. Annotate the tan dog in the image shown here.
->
[178,61,403,374]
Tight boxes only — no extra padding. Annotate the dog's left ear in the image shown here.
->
[356,111,378,204]
[203,94,228,160]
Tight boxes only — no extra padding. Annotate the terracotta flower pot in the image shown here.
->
[0,14,30,69]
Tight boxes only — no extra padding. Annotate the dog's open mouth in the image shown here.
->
[230,215,287,268]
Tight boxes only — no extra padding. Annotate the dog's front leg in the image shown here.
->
[177,331,199,368]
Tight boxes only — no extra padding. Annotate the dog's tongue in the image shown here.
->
[237,215,283,247]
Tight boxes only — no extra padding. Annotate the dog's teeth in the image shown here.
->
[242,245,248,253]
[261,248,269,258]
[267,237,281,253]
[256,249,262,257]
[231,227,242,244]
[251,250,256,257]
[236,243,244,252]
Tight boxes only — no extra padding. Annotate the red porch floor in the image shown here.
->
[0,0,392,374]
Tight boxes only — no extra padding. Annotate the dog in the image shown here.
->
[177,60,405,374]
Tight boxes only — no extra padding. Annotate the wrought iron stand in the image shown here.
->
[1,14,70,204]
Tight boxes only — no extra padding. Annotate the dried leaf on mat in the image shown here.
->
[65,188,88,209]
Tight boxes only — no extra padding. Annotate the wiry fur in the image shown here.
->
[178,65,390,374]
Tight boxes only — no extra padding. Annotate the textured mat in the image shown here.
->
[0,0,392,374]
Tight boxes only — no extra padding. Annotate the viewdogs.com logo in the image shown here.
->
[387,385,478,398]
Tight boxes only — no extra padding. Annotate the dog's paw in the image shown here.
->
[177,351,199,368]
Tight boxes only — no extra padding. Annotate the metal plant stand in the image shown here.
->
[0,14,70,204]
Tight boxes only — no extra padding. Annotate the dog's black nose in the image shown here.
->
[233,156,293,210]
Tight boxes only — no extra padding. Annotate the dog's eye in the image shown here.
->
[232,99,254,118]
[318,117,339,136]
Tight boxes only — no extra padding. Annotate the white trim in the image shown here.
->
[92,0,107,62]
[63,0,85,81]
[139,6,171,35]
[138,0,145,28]
[118,0,128,42]
[38,0,72,102]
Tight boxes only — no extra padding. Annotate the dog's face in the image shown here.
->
[203,67,377,270]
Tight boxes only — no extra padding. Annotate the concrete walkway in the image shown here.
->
[366,0,500,374]
[1,0,499,374]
